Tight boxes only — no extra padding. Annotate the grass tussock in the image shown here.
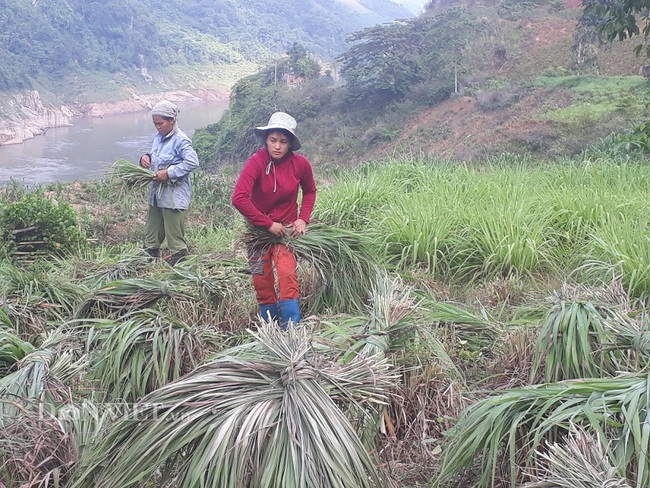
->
[524,424,632,488]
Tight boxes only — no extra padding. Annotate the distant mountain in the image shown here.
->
[0,0,414,91]
[162,0,414,57]
[381,0,429,15]
[336,0,416,20]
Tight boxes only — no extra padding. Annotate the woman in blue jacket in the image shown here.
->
[139,100,199,265]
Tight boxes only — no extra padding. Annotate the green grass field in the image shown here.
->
[1,155,650,487]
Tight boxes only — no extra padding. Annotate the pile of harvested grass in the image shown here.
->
[0,401,76,486]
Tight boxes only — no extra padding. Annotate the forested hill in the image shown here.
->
[0,0,413,92]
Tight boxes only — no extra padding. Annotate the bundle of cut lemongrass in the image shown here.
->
[111,158,154,189]
[75,277,188,318]
[241,223,380,313]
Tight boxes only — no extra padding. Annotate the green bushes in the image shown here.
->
[585,121,650,161]
[0,190,86,256]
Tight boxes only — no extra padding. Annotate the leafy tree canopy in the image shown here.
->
[337,8,476,104]
[582,0,650,58]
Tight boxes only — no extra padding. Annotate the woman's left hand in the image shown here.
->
[289,219,307,238]
[154,169,169,182]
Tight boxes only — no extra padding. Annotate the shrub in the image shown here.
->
[475,85,522,110]
[0,190,86,256]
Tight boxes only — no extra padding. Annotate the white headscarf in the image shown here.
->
[150,100,180,119]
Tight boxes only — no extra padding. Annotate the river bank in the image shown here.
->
[0,99,229,185]
[77,87,230,117]
[0,87,230,146]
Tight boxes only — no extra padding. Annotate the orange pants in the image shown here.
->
[248,243,299,305]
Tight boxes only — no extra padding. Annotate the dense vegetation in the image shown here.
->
[2,149,650,486]
[194,6,479,165]
[0,0,412,91]
[195,0,650,167]
[3,0,650,486]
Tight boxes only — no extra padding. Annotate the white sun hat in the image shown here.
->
[254,112,301,150]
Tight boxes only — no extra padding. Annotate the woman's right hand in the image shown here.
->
[268,222,286,237]
[140,154,152,169]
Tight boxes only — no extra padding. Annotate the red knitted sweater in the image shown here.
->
[232,148,317,229]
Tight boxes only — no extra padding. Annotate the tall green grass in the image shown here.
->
[320,159,650,296]
[436,373,650,488]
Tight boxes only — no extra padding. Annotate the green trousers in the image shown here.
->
[144,206,187,254]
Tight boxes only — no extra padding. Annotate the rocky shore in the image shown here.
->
[0,88,229,146]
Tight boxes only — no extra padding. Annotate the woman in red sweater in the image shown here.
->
[232,112,317,328]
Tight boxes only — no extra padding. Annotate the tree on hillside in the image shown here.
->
[338,21,425,104]
[337,8,474,105]
[287,42,321,79]
[582,0,650,59]
[572,11,602,74]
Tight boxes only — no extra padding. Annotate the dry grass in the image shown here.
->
[524,424,632,487]
[381,439,440,488]
[489,327,538,388]
[0,401,77,487]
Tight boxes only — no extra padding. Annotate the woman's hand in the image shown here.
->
[153,169,169,182]
[289,219,306,238]
[140,154,152,169]
[268,222,286,237]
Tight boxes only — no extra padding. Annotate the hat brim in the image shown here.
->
[254,126,301,151]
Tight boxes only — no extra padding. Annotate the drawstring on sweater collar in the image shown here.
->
[265,160,277,193]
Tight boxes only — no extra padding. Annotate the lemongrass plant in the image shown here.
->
[0,308,11,329]
[71,322,396,488]
[0,329,34,376]
[531,300,618,382]
[381,192,458,275]
[75,276,189,318]
[582,214,650,301]
[0,297,52,336]
[315,274,465,447]
[435,373,650,488]
[0,331,86,418]
[0,260,87,318]
[241,223,380,313]
[58,400,121,459]
[314,170,402,229]
[76,309,207,402]
[110,158,154,190]
[453,179,557,281]
[52,247,154,288]
[524,424,632,488]
[421,299,498,348]
[317,274,460,377]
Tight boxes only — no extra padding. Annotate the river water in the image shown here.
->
[0,100,229,186]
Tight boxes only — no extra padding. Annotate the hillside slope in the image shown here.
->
[0,0,414,144]
[0,0,412,93]
[373,15,648,162]
[194,4,649,168]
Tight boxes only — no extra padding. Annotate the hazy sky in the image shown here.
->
[394,0,428,15]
